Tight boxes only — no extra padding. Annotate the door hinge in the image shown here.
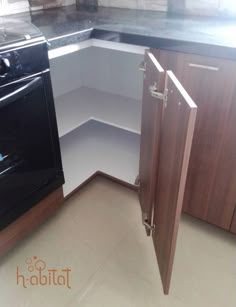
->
[135,175,140,187]
[149,82,168,102]
[142,212,155,234]
[139,61,146,72]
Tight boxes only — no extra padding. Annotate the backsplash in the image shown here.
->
[169,0,236,17]
[0,0,75,15]
[0,0,29,15]
[0,0,168,15]
[29,0,75,9]
[0,0,235,16]
[100,0,236,16]
[98,0,167,11]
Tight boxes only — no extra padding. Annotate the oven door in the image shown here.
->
[0,74,63,229]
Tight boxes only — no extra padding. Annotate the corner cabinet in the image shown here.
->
[49,42,197,294]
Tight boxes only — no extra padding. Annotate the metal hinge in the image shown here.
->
[149,82,168,102]
[139,61,146,72]
[135,175,140,187]
[142,212,155,233]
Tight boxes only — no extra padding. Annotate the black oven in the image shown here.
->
[0,37,64,230]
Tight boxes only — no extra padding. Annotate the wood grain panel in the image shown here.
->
[153,71,197,294]
[230,208,236,234]
[152,48,236,230]
[0,188,64,257]
[206,83,236,228]
[139,51,165,234]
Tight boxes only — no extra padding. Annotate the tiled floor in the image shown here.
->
[0,177,235,307]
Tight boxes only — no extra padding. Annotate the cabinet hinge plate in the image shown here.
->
[139,61,146,72]
[135,175,140,187]
[142,212,155,234]
[149,82,168,102]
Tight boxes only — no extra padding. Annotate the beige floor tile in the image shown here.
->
[0,177,235,307]
[60,178,140,253]
[68,245,189,307]
[0,213,109,307]
[170,215,236,307]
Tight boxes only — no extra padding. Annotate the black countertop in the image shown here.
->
[9,5,236,60]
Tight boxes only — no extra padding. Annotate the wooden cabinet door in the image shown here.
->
[139,51,165,235]
[152,49,236,231]
[139,52,197,294]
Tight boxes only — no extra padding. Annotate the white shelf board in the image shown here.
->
[55,87,142,138]
[60,120,140,196]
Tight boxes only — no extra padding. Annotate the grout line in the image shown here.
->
[65,225,132,306]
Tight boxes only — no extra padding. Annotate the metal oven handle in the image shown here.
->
[0,77,43,109]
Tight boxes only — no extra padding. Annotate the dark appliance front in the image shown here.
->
[0,30,64,230]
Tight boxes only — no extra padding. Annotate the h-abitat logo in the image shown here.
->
[16,256,71,289]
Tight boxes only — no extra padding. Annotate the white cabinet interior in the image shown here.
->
[49,41,145,196]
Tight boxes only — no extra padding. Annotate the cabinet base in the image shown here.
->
[0,187,64,258]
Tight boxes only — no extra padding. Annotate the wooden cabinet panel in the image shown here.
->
[139,52,197,294]
[230,208,236,234]
[152,49,236,230]
[207,85,236,228]
[152,71,197,294]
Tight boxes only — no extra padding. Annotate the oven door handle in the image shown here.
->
[0,77,43,109]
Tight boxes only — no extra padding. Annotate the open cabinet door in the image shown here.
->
[139,51,197,295]
[152,71,197,294]
[139,51,165,235]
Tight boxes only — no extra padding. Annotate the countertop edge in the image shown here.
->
[48,28,236,61]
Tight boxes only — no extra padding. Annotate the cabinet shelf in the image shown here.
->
[60,120,140,196]
[55,87,142,138]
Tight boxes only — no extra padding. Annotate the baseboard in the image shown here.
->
[0,187,64,258]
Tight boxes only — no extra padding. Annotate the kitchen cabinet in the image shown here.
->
[152,49,236,232]
[49,41,197,294]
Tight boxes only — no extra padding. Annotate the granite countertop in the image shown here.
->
[9,5,236,60]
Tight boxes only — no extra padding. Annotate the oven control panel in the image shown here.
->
[0,57,10,76]
[0,41,48,85]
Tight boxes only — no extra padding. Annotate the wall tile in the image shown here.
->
[137,0,167,11]
[0,0,29,16]
[1,0,235,17]
[0,0,75,15]
[219,0,236,16]
[98,0,109,6]
[99,0,167,11]
[185,0,219,15]
[171,0,236,16]
[109,0,137,9]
